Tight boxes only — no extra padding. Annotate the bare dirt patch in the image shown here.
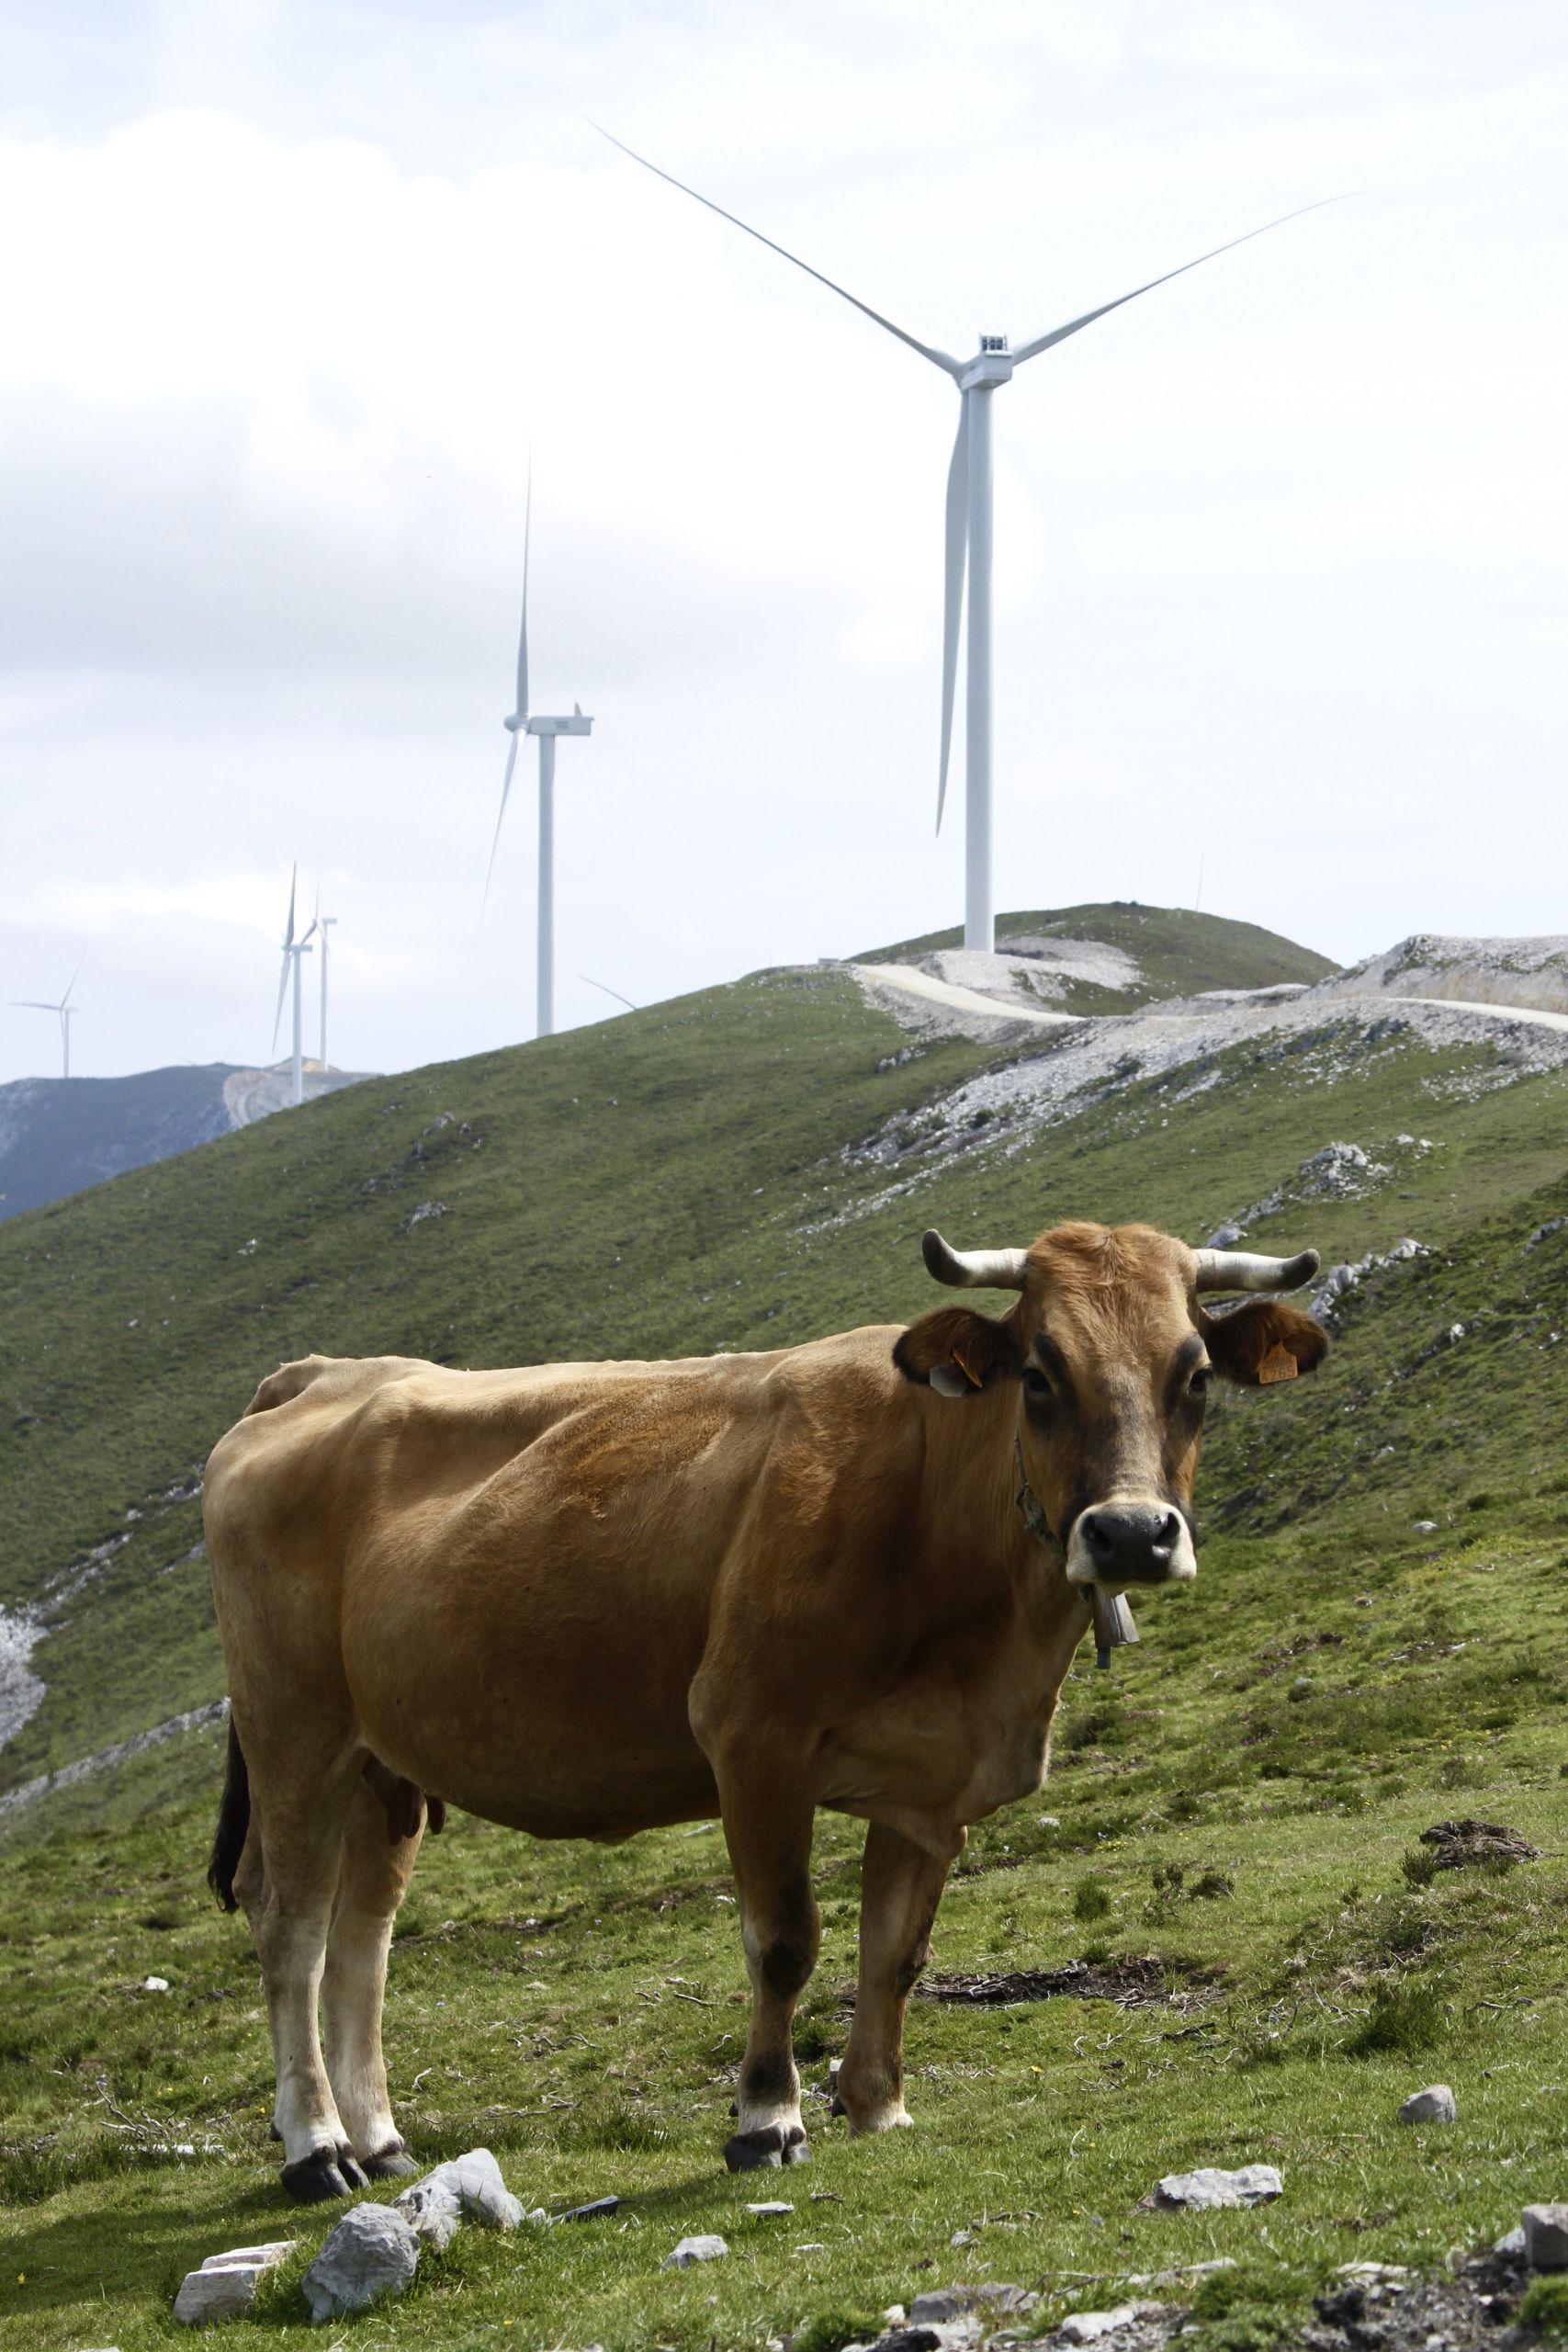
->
[916,1956,1220,2011]
[1419,1818,1540,1869]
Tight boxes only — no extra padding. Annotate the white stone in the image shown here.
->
[1524,2206,1568,2269]
[301,2204,420,2322]
[142,1975,170,1993]
[795,2242,828,2253]
[395,2146,524,2248]
[174,2239,296,2324]
[1398,2085,1457,2124]
[746,2200,794,2217]
[664,2233,729,2267]
[1413,1521,1438,1534]
[1061,2309,1138,2344]
[1495,2225,1528,2256]
[1153,2165,1282,2211]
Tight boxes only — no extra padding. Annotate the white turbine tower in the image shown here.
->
[598,129,1337,952]
[485,462,593,1039]
[317,904,338,1073]
[11,949,85,1078]
[271,866,317,1107]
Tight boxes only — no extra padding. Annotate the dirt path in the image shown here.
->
[853,962,1081,1028]
[1404,994,1568,1034]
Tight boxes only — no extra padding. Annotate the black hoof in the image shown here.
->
[362,2142,417,2180]
[268,2120,282,2142]
[281,2145,360,2204]
[723,2122,810,2173]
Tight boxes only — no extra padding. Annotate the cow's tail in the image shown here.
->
[207,1716,250,1914]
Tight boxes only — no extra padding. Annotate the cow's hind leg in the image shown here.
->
[716,1770,818,2172]
[833,1821,961,2136]
[321,1778,424,2177]
[243,1740,367,2202]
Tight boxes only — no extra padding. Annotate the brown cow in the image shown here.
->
[202,1220,1327,2201]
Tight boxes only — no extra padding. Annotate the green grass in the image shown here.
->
[856,900,1338,1012]
[2,904,1567,2348]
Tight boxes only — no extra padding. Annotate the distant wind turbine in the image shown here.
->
[484,458,593,1039]
[271,866,316,1107]
[317,899,338,1074]
[10,949,85,1079]
[597,127,1339,953]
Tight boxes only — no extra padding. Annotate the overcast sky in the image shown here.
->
[1,1,1563,1082]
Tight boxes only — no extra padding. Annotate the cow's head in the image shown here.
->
[894,1220,1328,1590]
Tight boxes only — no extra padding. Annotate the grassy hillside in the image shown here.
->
[4,907,1568,2352]
[857,901,1338,1011]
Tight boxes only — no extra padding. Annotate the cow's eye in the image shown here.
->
[1023,1364,1053,1398]
[1189,1363,1213,1398]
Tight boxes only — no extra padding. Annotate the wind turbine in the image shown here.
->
[484,460,593,1039]
[271,866,316,1107]
[596,128,1337,952]
[10,949,85,1078]
[317,903,338,1073]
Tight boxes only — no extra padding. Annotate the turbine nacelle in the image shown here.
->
[959,336,1013,390]
[526,708,594,739]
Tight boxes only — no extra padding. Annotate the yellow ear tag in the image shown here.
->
[951,1341,984,1389]
[1258,1342,1298,1386]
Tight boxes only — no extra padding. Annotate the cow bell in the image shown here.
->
[1090,1587,1139,1671]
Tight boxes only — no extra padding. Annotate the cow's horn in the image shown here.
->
[922,1228,1029,1291]
[1193,1247,1320,1295]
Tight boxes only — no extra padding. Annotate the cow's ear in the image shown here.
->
[1201,1298,1329,1388]
[894,1306,1023,1396]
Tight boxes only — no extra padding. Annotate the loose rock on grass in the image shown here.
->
[301,2203,421,2322]
[395,2145,525,2249]
[1146,2164,1282,2211]
[1398,2084,1457,2124]
[173,2239,296,2324]
[664,2233,729,2267]
[1524,2206,1568,2269]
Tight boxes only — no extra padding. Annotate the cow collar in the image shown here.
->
[1012,1434,1139,1672]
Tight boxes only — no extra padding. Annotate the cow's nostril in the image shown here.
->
[1154,1510,1180,1554]
[1081,1512,1115,1563]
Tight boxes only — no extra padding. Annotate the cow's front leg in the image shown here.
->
[715,1769,818,2172]
[833,1819,962,2135]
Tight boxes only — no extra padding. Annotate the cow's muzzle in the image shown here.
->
[1065,1497,1196,1589]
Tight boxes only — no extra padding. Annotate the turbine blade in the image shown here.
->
[513,452,531,722]
[61,945,86,1007]
[577,973,637,1012]
[271,952,290,1056]
[11,1001,59,1011]
[1011,197,1347,366]
[299,917,319,947]
[937,401,969,835]
[479,731,521,923]
[283,863,298,951]
[592,122,962,379]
